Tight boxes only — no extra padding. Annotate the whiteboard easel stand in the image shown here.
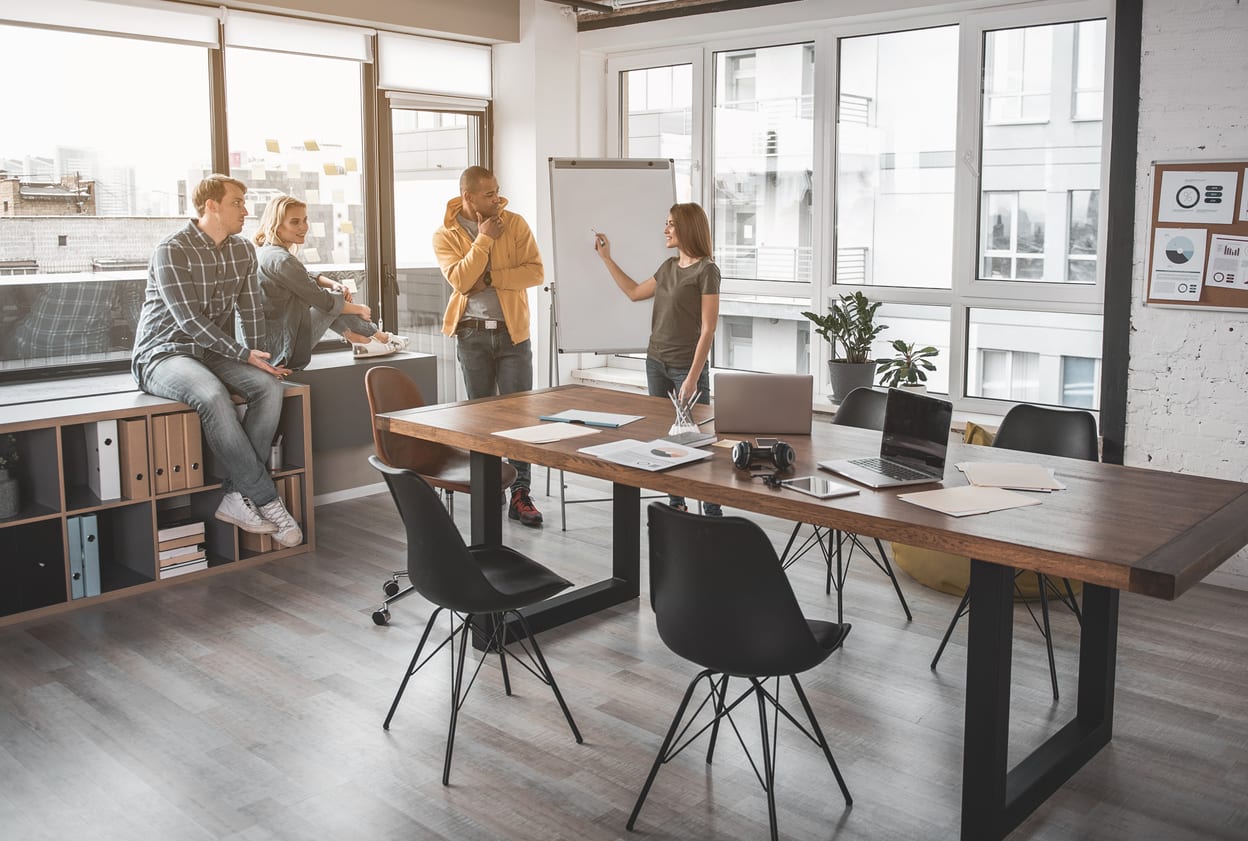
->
[543,280,663,530]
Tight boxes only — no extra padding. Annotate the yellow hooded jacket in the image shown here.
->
[433,195,543,345]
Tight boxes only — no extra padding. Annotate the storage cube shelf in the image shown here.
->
[0,383,314,625]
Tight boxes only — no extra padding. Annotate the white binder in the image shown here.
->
[85,419,121,501]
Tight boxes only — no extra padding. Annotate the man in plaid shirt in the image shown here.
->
[132,174,302,546]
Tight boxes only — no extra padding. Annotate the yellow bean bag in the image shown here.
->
[890,421,1082,599]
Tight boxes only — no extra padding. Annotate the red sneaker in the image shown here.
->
[508,488,543,527]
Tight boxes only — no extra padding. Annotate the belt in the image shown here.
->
[459,317,501,330]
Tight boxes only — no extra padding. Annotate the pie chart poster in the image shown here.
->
[1146,159,1248,310]
[1150,227,1207,301]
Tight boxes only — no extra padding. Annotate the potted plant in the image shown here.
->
[802,291,888,402]
[0,433,19,519]
[876,339,939,392]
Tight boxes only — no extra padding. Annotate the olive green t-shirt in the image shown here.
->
[647,257,721,367]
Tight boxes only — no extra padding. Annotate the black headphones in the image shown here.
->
[731,439,796,471]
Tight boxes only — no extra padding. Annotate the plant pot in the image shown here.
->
[896,383,927,394]
[827,360,878,404]
[0,468,18,519]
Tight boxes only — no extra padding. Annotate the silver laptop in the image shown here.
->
[818,388,953,488]
[713,373,813,435]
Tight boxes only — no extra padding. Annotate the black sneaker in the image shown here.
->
[509,488,543,527]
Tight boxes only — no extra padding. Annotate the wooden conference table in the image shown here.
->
[378,384,1248,841]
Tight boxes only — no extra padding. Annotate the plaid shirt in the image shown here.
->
[131,220,265,384]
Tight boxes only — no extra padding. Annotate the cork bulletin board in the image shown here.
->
[1145,159,1248,310]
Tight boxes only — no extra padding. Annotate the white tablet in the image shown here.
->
[780,475,860,499]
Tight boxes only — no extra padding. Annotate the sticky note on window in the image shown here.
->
[322,163,338,176]
[339,221,354,234]
[265,139,280,153]
[311,222,325,237]
[302,247,320,262]
[304,139,320,151]
[344,157,358,172]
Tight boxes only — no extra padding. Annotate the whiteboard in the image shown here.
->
[548,158,675,353]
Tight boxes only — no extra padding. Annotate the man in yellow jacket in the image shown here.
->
[433,166,545,526]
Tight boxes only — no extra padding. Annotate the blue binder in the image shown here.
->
[81,513,101,598]
[67,516,85,600]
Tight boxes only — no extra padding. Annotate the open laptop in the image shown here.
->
[818,388,953,488]
[713,373,813,435]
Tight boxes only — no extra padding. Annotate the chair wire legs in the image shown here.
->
[628,671,851,839]
[931,571,1082,701]
[779,523,912,624]
[382,607,581,785]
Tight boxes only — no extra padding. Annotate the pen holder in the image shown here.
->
[669,420,700,437]
[268,440,283,472]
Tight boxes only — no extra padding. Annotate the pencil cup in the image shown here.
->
[268,442,283,472]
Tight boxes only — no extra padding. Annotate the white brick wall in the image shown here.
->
[1133,0,1248,588]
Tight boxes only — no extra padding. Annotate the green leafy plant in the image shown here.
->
[876,339,939,387]
[0,434,18,472]
[801,291,887,364]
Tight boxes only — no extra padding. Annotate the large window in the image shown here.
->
[0,24,210,375]
[607,2,1109,411]
[225,48,367,349]
[837,26,958,290]
[622,64,694,202]
[712,43,814,289]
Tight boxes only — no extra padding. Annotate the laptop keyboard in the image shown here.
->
[849,457,930,481]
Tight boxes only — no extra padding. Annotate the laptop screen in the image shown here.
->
[879,389,954,472]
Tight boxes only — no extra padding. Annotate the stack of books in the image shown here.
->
[157,519,207,579]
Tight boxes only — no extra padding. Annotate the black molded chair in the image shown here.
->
[930,404,1096,699]
[630,503,853,841]
[779,386,912,623]
[365,365,517,625]
[370,456,582,784]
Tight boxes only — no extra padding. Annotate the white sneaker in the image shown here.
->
[216,491,277,534]
[387,334,411,351]
[257,497,303,547]
[352,337,396,358]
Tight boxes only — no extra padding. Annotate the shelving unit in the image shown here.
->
[0,383,314,627]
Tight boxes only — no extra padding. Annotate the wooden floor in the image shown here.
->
[1,474,1246,841]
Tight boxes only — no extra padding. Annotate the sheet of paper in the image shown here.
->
[494,423,601,444]
[1206,234,1248,290]
[957,462,1064,491]
[578,438,713,472]
[1158,170,1238,225]
[539,409,643,428]
[1150,227,1207,300]
[898,485,1042,517]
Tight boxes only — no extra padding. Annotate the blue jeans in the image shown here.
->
[645,357,720,515]
[140,353,283,505]
[455,325,533,491]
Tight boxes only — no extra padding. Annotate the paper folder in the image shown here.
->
[183,413,204,488]
[117,418,148,499]
[152,415,170,494]
[67,516,85,600]
[166,412,187,492]
[85,419,121,501]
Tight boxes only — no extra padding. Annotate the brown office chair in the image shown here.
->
[364,366,516,625]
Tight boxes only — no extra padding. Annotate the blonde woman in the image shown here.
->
[254,195,407,370]
[594,202,721,515]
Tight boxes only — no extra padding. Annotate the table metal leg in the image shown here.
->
[960,560,1118,840]
[470,466,641,650]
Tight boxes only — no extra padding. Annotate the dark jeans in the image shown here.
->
[645,357,720,515]
[456,324,533,491]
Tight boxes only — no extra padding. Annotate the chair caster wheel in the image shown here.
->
[372,607,391,626]
[383,579,401,597]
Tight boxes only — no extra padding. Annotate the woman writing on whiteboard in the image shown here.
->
[594,202,722,516]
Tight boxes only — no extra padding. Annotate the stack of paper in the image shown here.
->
[494,423,601,444]
[578,438,713,472]
[957,462,1064,491]
[898,485,1042,517]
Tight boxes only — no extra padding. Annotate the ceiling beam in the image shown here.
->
[545,0,615,13]
[575,0,801,32]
